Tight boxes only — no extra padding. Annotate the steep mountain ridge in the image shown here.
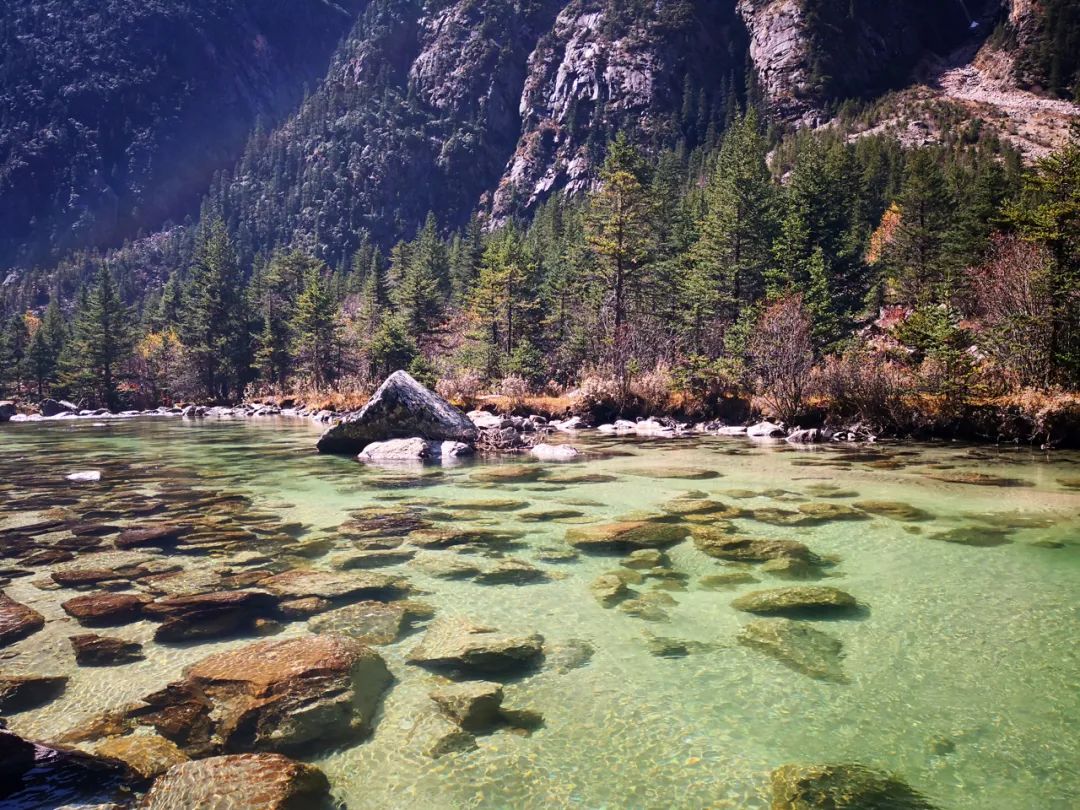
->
[1,0,1075,280]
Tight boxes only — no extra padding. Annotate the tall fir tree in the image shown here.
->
[61,266,133,410]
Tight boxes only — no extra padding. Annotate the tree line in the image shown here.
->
[1,115,1077,429]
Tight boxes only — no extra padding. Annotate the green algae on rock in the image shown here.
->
[566,521,689,552]
[731,586,859,617]
[770,762,937,809]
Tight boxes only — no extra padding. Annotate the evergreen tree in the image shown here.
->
[391,213,447,341]
[471,225,540,359]
[25,301,65,398]
[0,314,30,396]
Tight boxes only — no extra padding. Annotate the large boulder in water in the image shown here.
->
[317,371,477,455]
[131,635,391,756]
[0,401,14,421]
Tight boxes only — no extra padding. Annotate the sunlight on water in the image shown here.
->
[1,417,1078,809]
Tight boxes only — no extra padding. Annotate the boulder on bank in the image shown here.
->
[747,421,786,439]
[530,443,579,461]
[317,371,477,455]
[132,635,391,756]
[139,753,331,810]
[0,401,15,422]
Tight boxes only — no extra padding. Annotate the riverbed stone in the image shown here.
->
[591,573,630,607]
[133,635,391,756]
[737,618,846,682]
[430,681,504,730]
[0,590,44,647]
[853,500,931,521]
[62,592,150,626]
[308,601,410,645]
[699,571,760,589]
[96,732,188,780]
[566,521,689,552]
[317,370,476,454]
[139,753,331,810]
[474,559,549,585]
[144,590,278,642]
[259,568,406,602]
[409,709,479,759]
[769,762,936,809]
[115,524,191,550]
[731,587,858,617]
[0,674,68,713]
[760,557,824,580]
[407,616,543,674]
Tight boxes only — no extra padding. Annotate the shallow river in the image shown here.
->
[1,417,1078,809]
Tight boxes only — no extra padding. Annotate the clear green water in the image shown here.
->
[2,418,1079,809]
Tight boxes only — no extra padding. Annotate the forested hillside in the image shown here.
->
[0,0,1078,442]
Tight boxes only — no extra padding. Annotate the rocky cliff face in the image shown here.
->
[737,0,1003,122]
[0,0,366,271]
[2,0,1065,277]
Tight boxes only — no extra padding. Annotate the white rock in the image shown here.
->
[359,438,473,462]
[467,411,510,429]
[66,471,102,482]
[714,426,748,436]
[530,443,580,461]
[747,421,786,439]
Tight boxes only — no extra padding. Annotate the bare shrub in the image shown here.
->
[814,350,916,432]
[436,370,484,406]
[967,234,1055,389]
[748,294,813,424]
[629,362,673,414]
[498,375,529,412]
[575,373,624,417]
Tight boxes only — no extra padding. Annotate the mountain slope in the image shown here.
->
[0,0,365,271]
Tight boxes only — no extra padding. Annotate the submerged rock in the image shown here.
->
[430,681,504,731]
[474,559,549,586]
[731,587,858,617]
[760,557,824,580]
[0,590,45,647]
[529,443,579,461]
[308,601,413,645]
[699,571,759,589]
[115,524,190,550]
[62,592,150,626]
[70,633,145,666]
[770,762,936,809]
[566,521,689,552]
[737,618,846,682]
[407,616,543,674]
[0,674,68,713]
[144,590,278,642]
[317,371,477,455]
[692,530,814,563]
[408,709,479,759]
[140,753,330,810]
[260,568,405,602]
[133,635,391,756]
[853,500,932,521]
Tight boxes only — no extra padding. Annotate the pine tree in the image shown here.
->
[391,214,446,341]
[686,111,776,349]
[25,300,65,398]
[586,133,654,336]
[291,263,341,389]
[62,266,133,410]
[0,314,30,397]
[182,218,249,401]
[471,225,540,359]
